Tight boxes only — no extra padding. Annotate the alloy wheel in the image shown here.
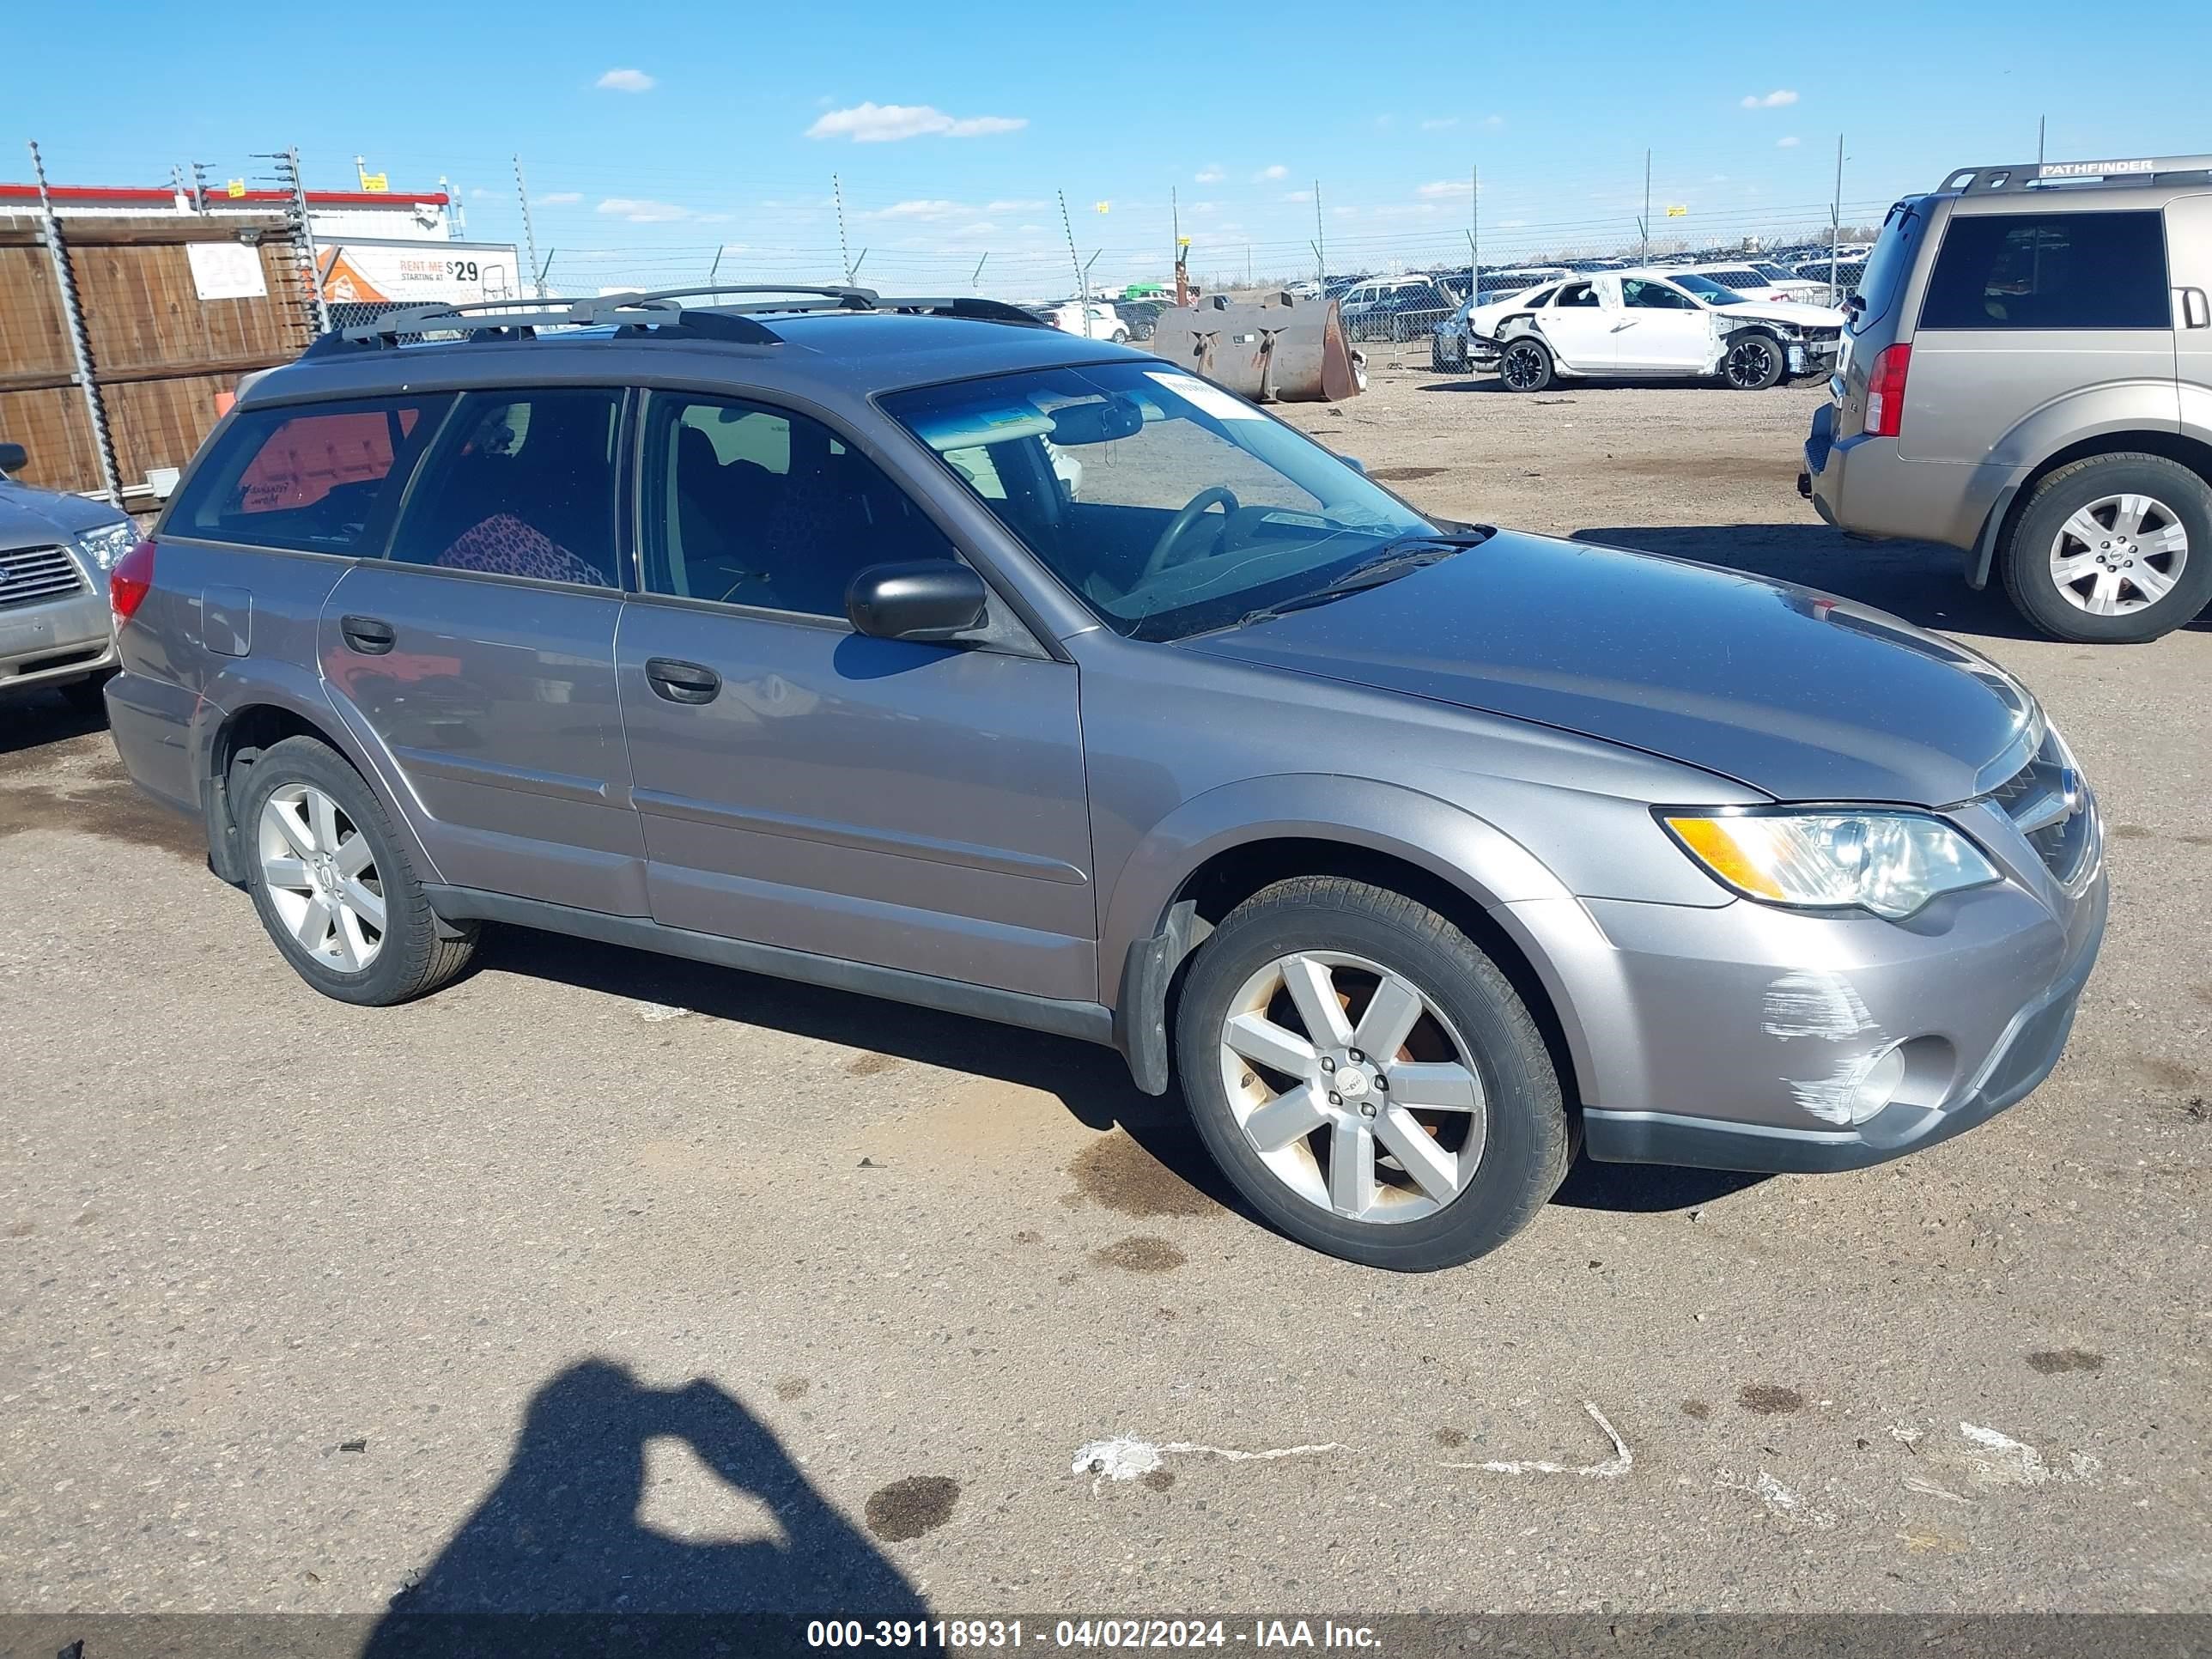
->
[2046,493,2189,617]
[1725,337,1778,388]
[1500,342,1546,390]
[258,782,386,971]
[1215,951,1486,1224]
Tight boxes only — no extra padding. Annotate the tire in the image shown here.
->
[1174,876,1573,1272]
[2000,453,2212,643]
[1722,331,1786,391]
[238,735,477,1006]
[1110,328,1130,345]
[1498,337,1553,393]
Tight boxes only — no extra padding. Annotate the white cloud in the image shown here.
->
[535,191,582,205]
[1188,200,1218,214]
[1415,179,1467,198]
[1483,112,1506,129]
[1194,164,1224,183]
[1254,164,1288,181]
[805,101,1027,142]
[984,198,1048,213]
[1777,136,1802,149]
[1741,88,1798,108]
[596,68,656,93]
[1279,190,1311,203]
[1419,117,1458,131]
[866,198,965,221]
[596,197,697,223]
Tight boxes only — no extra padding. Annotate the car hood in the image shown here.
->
[1178,531,2038,806]
[0,479,130,550]
[1717,299,1844,326]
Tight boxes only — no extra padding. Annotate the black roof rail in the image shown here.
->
[302,282,1056,359]
[1939,155,2212,192]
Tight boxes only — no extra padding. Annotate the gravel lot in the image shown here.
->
[3,363,2208,1632]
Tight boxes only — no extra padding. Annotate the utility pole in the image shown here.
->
[1314,180,1327,289]
[833,173,854,286]
[1470,165,1480,299]
[189,161,209,214]
[1830,132,1844,305]
[514,155,543,296]
[971,252,988,291]
[1642,149,1651,265]
[29,139,121,507]
[1058,190,1087,306]
[2038,115,2046,167]
[262,146,330,334]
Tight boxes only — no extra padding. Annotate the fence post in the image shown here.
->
[27,139,122,507]
[258,146,330,336]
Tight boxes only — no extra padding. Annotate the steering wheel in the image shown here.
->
[1141,487,1241,579]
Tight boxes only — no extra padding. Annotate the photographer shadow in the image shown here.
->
[364,1359,930,1654]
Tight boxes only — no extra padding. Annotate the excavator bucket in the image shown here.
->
[1150,292,1364,404]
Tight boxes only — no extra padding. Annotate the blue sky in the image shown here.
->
[16,0,2211,297]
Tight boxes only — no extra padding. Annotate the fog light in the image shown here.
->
[1850,1045,1908,1123]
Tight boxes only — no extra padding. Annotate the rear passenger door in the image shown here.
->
[320,386,647,916]
[1537,281,1614,370]
[614,391,1097,1002]
[1903,207,2179,463]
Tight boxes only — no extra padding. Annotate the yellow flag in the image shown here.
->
[1093,200,1110,213]
[1665,204,1688,217]
[226,179,246,198]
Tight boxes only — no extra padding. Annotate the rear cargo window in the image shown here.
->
[1848,200,1925,331]
[169,397,447,553]
[1919,210,2169,330]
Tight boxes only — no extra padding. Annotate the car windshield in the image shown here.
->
[1671,274,1749,307]
[883,362,1439,643]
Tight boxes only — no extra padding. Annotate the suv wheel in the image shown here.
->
[1722,332,1785,391]
[1498,337,1553,392]
[2001,453,2212,643]
[239,735,477,1006]
[1174,877,1573,1271]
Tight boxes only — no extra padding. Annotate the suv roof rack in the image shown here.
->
[306,284,1050,357]
[1939,155,2212,193]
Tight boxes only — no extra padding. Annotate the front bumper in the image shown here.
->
[0,581,115,695]
[1534,824,2107,1173]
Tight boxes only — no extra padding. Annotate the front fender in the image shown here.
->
[1100,774,1600,1100]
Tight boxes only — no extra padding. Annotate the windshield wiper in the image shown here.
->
[1226,532,1489,632]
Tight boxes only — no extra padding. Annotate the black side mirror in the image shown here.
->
[0,441,26,474]
[846,560,988,642]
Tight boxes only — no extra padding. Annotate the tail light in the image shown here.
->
[110,538,156,628]
[1863,343,1912,438]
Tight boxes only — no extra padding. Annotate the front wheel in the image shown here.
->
[1498,337,1553,392]
[1174,877,1573,1271]
[1722,332,1785,391]
[2000,453,2212,643]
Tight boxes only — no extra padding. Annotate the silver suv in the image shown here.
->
[105,287,2105,1271]
[1,441,139,711]
[1803,154,2212,642]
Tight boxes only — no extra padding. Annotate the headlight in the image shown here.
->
[75,520,137,572]
[1660,810,2000,920]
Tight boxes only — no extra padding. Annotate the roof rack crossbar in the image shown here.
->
[1939,155,2212,192]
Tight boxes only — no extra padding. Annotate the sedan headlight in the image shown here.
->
[1660,810,1999,920]
[75,520,137,573]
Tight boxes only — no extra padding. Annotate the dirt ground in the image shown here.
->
[3,363,2209,1637]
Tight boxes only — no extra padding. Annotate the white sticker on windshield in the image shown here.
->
[1144,370,1262,422]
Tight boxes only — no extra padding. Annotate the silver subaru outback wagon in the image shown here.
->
[103,287,2106,1271]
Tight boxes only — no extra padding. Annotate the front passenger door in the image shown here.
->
[1613,279,1714,370]
[616,392,1097,1001]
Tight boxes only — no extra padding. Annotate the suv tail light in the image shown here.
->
[1863,343,1911,438]
[110,538,156,628]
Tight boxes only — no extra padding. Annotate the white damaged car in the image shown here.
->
[1473,270,1844,392]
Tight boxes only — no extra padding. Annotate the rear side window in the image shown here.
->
[1848,200,1927,331]
[169,397,447,552]
[388,389,626,589]
[1919,210,2169,330]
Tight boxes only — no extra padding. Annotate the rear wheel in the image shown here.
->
[1722,331,1785,391]
[239,735,477,1006]
[1174,877,1573,1271]
[2001,453,2212,643]
[1498,337,1553,393]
